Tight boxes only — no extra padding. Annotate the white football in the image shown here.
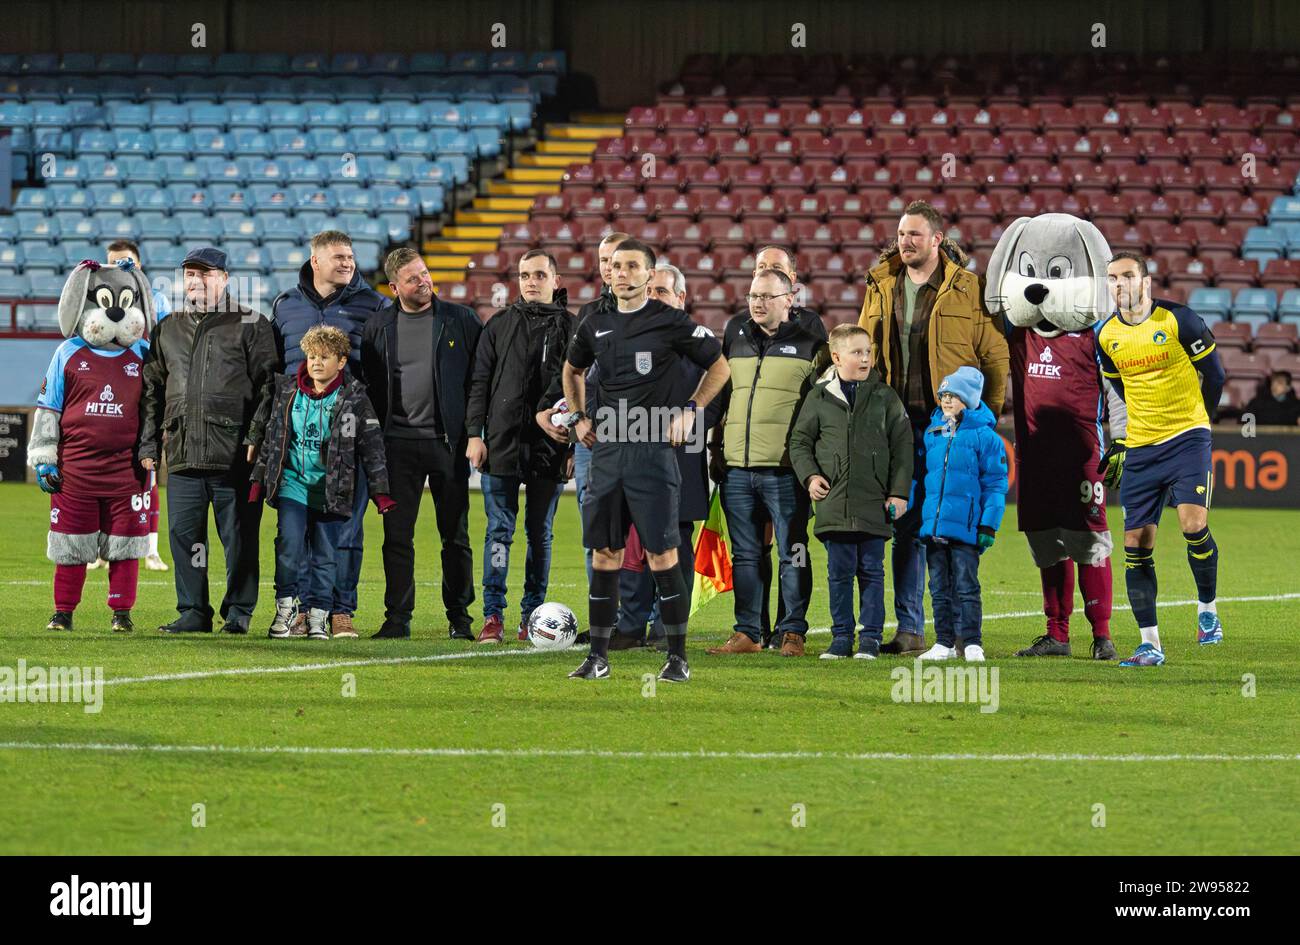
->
[550,397,573,428]
[527,602,579,651]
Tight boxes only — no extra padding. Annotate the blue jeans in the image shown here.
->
[822,533,886,643]
[480,472,563,623]
[721,467,811,642]
[891,418,928,637]
[289,470,366,615]
[926,539,982,647]
[274,498,345,612]
[573,442,593,584]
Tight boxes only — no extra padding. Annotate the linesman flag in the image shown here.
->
[690,486,733,617]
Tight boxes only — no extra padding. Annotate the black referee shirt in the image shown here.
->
[567,299,722,433]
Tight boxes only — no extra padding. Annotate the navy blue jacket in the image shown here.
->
[359,296,483,446]
[272,263,388,376]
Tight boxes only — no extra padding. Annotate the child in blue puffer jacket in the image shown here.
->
[918,366,1009,662]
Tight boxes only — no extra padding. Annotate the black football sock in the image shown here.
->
[1183,526,1219,604]
[588,567,620,658]
[1123,545,1158,628]
[652,566,690,659]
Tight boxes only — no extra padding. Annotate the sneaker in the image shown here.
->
[477,615,504,645]
[110,609,133,633]
[854,636,881,660]
[46,611,73,631]
[706,631,762,655]
[568,653,610,680]
[918,643,957,661]
[517,620,530,642]
[964,644,986,662]
[880,630,927,655]
[267,597,297,639]
[1091,637,1118,661]
[778,632,806,657]
[306,607,330,640]
[330,613,358,639]
[1119,642,1166,667]
[819,636,853,660]
[144,553,169,571]
[1197,611,1223,646]
[1016,634,1071,657]
[449,624,475,641]
[657,654,691,682]
[372,623,410,639]
[288,611,308,637]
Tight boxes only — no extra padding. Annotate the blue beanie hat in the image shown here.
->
[937,366,985,410]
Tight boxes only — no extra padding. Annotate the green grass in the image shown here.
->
[0,481,1297,854]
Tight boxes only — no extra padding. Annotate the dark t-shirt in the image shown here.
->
[390,306,442,439]
[567,299,722,443]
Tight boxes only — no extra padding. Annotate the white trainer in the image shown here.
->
[918,643,957,661]
[306,607,330,640]
[267,597,297,638]
[963,644,986,662]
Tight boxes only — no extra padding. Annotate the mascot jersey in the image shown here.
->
[1009,327,1109,533]
[37,336,149,496]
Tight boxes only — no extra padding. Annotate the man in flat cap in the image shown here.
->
[139,248,278,634]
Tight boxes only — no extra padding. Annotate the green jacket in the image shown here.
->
[789,368,914,538]
[719,315,824,468]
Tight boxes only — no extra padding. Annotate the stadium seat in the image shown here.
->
[1233,288,1279,327]
[1280,289,1300,323]
[1189,287,1234,321]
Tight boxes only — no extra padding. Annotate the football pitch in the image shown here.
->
[0,481,1297,855]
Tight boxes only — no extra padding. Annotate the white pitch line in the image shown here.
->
[0,741,1296,763]
[2,592,1296,698]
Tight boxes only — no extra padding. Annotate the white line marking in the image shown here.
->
[0,742,1295,763]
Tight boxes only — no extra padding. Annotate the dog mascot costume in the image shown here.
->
[985,214,1126,660]
[29,259,156,632]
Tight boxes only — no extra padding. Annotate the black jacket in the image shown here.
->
[669,353,725,523]
[251,364,390,516]
[360,296,483,445]
[466,290,575,480]
[562,285,618,412]
[139,296,278,474]
[271,264,388,377]
[1244,388,1300,426]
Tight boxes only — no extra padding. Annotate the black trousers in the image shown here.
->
[381,436,474,631]
[166,464,262,628]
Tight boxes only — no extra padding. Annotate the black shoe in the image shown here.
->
[658,654,691,682]
[1091,637,1118,661]
[608,632,646,651]
[574,631,590,646]
[220,620,248,635]
[159,618,212,634]
[46,611,73,631]
[568,653,610,680]
[1015,633,1071,657]
[448,624,475,641]
[110,610,133,633]
[372,623,411,639]
[880,630,926,655]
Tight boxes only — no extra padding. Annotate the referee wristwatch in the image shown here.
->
[565,409,587,429]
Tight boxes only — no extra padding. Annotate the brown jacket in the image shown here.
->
[857,238,1009,416]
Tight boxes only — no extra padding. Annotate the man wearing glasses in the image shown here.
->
[708,268,826,657]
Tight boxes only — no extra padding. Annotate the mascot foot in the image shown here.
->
[111,609,134,633]
[46,611,73,631]
[86,558,107,570]
[144,553,169,572]
[1015,634,1071,657]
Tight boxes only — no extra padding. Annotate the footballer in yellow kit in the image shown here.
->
[1097,252,1226,667]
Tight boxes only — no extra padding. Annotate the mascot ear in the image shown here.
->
[1075,220,1114,316]
[130,266,156,332]
[984,216,1032,315]
[58,261,97,339]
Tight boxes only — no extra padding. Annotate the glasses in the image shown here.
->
[746,291,793,304]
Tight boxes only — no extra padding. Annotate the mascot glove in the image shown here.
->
[36,464,62,494]
[1097,438,1127,489]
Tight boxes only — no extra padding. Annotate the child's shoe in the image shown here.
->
[963,643,986,662]
[819,635,853,660]
[918,643,958,661]
[854,635,881,660]
[306,607,330,640]
[267,597,297,639]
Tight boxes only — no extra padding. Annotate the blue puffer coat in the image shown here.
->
[918,402,1009,545]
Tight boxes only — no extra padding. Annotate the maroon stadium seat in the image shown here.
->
[1254,321,1299,352]
[1212,321,1252,351]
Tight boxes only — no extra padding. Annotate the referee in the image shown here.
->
[561,239,730,681]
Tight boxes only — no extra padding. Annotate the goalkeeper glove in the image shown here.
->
[36,463,62,493]
[976,527,996,554]
[1097,438,1127,489]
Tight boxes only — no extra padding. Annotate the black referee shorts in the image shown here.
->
[581,442,681,554]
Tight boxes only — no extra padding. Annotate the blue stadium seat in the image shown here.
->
[0,101,33,126]
[55,213,99,240]
[112,130,155,156]
[329,185,368,210]
[1233,288,1278,326]
[151,103,189,129]
[222,216,263,242]
[1270,195,1300,224]
[0,54,21,75]
[265,103,306,129]
[385,103,424,130]
[137,214,183,241]
[244,157,288,182]
[191,130,231,157]
[295,210,332,234]
[470,127,501,157]
[503,100,533,131]
[228,103,267,129]
[210,185,253,212]
[373,185,414,213]
[260,213,301,241]
[121,156,163,183]
[33,130,73,156]
[94,188,136,212]
[250,53,289,75]
[51,187,94,211]
[230,245,271,273]
[1243,227,1286,265]
[156,157,203,183]
[289,76,334,101]
[366,158,406,183]
[0,273,32,297]
[0,244,24,270]
[294,187,338,211]
[1188,287,1233,321]
[464,102,505,128]
[77,129,115,155]
[230,130,272,157]
[368,53,408,76]
[347,101,388,127]
[32,102,72,129]
[137,54,178,75]
[432,129,474,155]
[154,131,196,157]
[393,129,433,157]
[289,53,327,74]
[308,128,351,157]
[335,78,377,102]
[166,185,211,212]
[189,102,230,130]
[448,52,488,73]
[60,53,97,74]
[135,76,177,102]
[489,51,527,73]
[411,160,450,185]
[14,189,53,212]
[351,130,393,157]
[330,53,367,75]
[379,212,413,243]
[305,102,347,126]
[179,215,223,243]
[287,159,326,184]
[376,78,416,102]
[424,100,462,128]
[409,52,448,74]
[96,53,138,74]
[457,77,497,102]
[270,129,315,157]
[412,185,444,215]
[214,53,254,75]
[248,185,294,211]
[131,185,174,212]
[269,243,309,269]
[194,156,238,184]
[175,54,212,74]
[1279,289,1300,323]
[62,242,100,265]
[24,244,68,269]
[30,274,67,296]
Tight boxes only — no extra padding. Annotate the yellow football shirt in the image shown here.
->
[1096,301,1217,448]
